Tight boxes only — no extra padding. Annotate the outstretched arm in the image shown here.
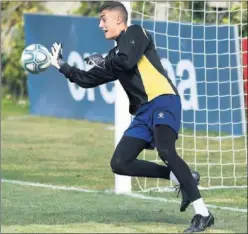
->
[50,42,117,88]
[59,63,117,88]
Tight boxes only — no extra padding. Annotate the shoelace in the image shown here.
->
[174,184,181,198]
[174,174,200,199]
[191,214,202,224]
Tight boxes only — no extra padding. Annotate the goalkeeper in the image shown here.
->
[50,1,214,233]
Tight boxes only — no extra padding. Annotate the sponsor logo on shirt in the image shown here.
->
[158,112,165,119]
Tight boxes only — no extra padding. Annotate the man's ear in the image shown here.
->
[117,15,123,25]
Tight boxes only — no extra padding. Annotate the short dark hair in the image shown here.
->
[99,1,128,24]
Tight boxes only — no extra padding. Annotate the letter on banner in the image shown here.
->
[99,81,116,104]
[67,51,95,101]
[161,58,176,86]
[177,60,199,110]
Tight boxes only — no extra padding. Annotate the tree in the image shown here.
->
[131,1,247,37]
[188,1,247,37]
[1,2,49,98]
[72,1,103,16]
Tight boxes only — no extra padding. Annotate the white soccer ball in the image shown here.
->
[21,44,51,74]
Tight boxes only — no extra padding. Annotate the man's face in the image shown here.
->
[99,9,120,40]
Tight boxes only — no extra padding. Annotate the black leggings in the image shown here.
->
[110,124,201,201]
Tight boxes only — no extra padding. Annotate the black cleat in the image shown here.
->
[175,171,200,212]
[184,212,215,233]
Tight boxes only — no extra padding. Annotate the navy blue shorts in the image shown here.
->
[124,94,181,149]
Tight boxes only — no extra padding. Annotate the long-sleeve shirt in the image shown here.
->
[59,24,179,115]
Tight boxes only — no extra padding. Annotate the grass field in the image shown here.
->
[1,99,247,233]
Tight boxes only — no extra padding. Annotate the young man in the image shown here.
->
[50,1,214,232]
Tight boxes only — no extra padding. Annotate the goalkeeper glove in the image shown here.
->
[84,54,106,69]
[50,42,64,69]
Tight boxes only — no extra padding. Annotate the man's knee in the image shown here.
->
[157,140,178,166]
[155,125,178,164]
[158,147,171,164]
[110,136,146,175]
[110,154,125,174]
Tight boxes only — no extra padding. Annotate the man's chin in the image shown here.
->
[105,34,115,40]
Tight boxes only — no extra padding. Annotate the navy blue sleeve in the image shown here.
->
[59,62,117,88]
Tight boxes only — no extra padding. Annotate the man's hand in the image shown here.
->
[49,42,64,69]
[84,54,106,69]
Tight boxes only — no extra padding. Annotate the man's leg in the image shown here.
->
[110,135,172,179]
[154,124,214,232]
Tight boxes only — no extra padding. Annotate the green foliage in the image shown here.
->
[190,1,248,37]
[131,1,247,37]
[131,2,155,20]
[72,1,103,17]
[229,2,248,37]
[1,2,49,98]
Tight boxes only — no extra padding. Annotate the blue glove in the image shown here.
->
[84,54,106,69]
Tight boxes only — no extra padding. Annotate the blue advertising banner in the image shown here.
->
[25,14,245,135]
[25,14,115,122]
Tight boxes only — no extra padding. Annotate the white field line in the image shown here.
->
[139,185,248,192]
[4,115,33,121]
[2,179,247,213]
[127,193,247,213]
[2,179,101,193]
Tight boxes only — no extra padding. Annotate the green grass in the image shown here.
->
[2,183,247,233]
[1,99,247,233]
[1,97,29,119]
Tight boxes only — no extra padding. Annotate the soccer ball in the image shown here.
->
[21,44,51,74]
